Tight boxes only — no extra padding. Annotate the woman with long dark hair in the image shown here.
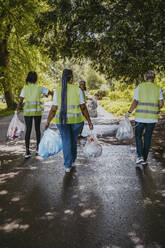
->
[45,69,93,173]
[17,71,52,158]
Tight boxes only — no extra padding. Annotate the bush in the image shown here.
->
[108,91,122,101]
[89,89,108,99]
[99,100,131,116]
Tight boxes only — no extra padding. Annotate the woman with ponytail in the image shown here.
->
[46,69,93,173]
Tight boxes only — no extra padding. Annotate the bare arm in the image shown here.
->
[48,90,54,97]
[80,104,93,130]
[45,105,58,129]
[158,99,164,109]
[128,99,138,113]
[16,97,24,112]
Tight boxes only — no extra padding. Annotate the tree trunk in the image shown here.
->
[0,28,15,109]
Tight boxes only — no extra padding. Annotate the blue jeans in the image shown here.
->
[57,122,84,168]
[135,122,155,161]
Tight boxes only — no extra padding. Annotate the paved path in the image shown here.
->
[0,103,165,248]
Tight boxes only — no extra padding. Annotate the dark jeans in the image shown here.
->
[135,122,155,161]
[24,116,42,152]
[57,122,84,168]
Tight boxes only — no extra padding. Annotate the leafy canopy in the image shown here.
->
[34,0,165,81]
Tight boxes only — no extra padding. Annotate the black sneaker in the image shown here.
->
[25,152,31,159]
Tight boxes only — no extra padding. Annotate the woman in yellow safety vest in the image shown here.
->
[45,69,93,173]
[17,71,52,158]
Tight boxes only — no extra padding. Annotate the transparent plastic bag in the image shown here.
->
[83,133,102,158]
[7,112,25,140]
[116,118,133,140]
[81,125,90,137]
[38,128,62,158]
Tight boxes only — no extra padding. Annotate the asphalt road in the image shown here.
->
[0,103,165,248]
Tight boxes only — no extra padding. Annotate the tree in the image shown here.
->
[0,0,48,108]
[34,0,165,82]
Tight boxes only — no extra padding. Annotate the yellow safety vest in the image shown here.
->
[23,84,43,116]
[54,84,85,124]
[135,82,160,120]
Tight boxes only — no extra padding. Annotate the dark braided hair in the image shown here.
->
[60,69,73,124]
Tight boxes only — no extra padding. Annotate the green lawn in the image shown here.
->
[0,104,14,117]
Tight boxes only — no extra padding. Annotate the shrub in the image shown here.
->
[89,89,108,99]
[108,91,122,101]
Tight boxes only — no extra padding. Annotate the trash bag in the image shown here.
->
[38,128,62,158]
[81,125,90,137]
[7,112,25,139]
[83,133,102,158]
[116,118,133,140]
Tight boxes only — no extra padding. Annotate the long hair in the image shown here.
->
[60,69,73,124]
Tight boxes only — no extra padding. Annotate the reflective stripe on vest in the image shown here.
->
[23,84,43,116]
[56,113,83,118]
[24,108,43,112]
[58,105,80,110]
[135,82,160,120]
[54,84,85,124]
[136,109,159,114]
[24,101,43,106]
[138,102,158,107]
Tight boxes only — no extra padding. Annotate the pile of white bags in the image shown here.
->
[7,112,25,140]
[116,118,133,140]
[38,128,62,158]
[83,133,102,158]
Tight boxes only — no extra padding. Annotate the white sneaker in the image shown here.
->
[141,160,148,165]
[72,162,75,168]
[65,168,71,173]
[136,157,144,164]
[25,152,31,159]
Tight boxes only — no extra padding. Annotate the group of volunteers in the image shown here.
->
[17,69,93,172]
[17,69,164,173]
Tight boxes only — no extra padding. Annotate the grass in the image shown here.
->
[0,103,14,117]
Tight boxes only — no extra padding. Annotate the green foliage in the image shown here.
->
[85,66,106,90]
[98,80,135,115]
[99,100,131,116]
[0,105,14,117]
[35,0,165,81]
[90,89,108,99]
[0,0,50,106]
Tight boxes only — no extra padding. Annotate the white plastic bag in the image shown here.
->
[7,112,25,139]
[83,133,102,158]
[81,125,90,137]
[116,118,133,140]
[38,128,62,158]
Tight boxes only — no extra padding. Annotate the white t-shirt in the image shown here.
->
[20,86,48,98]
[52,88,85,105]
[134,85,164,123]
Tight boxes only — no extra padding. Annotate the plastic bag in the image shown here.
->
[81,125,90,137]
[38,128,62,158]
[7,112,25,139]
[116,118,133,140]
[83,133,102,158]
